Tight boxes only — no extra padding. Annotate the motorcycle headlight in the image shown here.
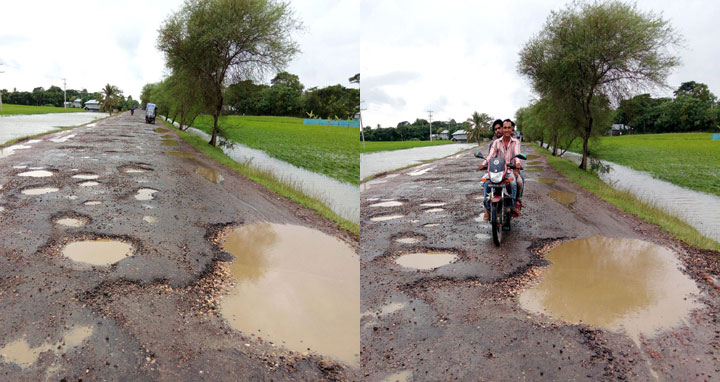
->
[490,172,504,183]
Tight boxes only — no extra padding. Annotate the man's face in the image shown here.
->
[494,125,502,138]
[502,122,513,137]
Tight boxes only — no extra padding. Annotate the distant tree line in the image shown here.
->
[362,111,498,143]
[0,86,139,110]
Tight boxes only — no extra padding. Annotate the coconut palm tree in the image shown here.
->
[100,84,122,115]
[467,111,492,144]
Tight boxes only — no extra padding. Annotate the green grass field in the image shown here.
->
[568,133,720,197]
[532,143,719,251]
[360,140,459,153]
[0,104,89,116]
[193,115,359,185]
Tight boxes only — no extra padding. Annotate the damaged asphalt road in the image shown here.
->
[0,112,358,381]
[361,146,720,381]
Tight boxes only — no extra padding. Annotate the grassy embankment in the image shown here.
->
[567,132,719,197]
[532,142,720,251]
[0,104,89,116]
[360,140,458,154]
[192,115,359,185]
[164,119,359,237]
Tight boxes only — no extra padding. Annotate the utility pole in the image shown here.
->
[427,110,434,141]
[359,100,367,149]
[62,78,67,109]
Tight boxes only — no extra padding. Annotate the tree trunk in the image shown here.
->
[552,132,558,156]
[210,112,219,146]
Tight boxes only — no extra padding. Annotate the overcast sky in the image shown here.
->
[0,0,358,100]
[361,0,720,128]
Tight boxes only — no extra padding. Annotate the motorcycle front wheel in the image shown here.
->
[491,203,502,246]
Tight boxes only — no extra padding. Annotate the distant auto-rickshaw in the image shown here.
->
[145,103,157,124]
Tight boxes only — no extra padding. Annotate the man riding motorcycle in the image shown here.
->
[480,119,524,221]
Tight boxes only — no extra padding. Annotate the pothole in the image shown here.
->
[0,326,94,369]
[143,216,158,224]
[381,370,413,382]
[537,178,556,184]
[423,208,444,213]
[408,166,434,176]
[161,140,179,146]
[394,236,424,244]
[368,201,403,207]
[83,200,102,206]
[395,251,458,270]
[53,213,89,228]
[423,223,440,228]
[370,214,405,222]
[519,236,701,340]
[219,222,359,366]
[62,239,134,266]
[153,128,169,133]
[549,191,576,206]
[17,170,54,177]
[78,181,99,187]
[524,166,544,172]
[194,166,224,183]
[525,154,540,160]
[72,173,99,180]
[420,202,446,207]
[166,152,195,159]
[21,187,59,195]
[134,188,158,201]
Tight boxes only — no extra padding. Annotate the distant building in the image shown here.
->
[84,99,100,111]
[439,129,449,140]
[609,124,632,136]
[451,130,468,142]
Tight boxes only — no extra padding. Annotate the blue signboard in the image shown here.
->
[303,118,359,127]
[712,133,720,140]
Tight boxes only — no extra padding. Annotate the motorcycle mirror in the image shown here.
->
[516,153,527,160]
[474,152,484,159]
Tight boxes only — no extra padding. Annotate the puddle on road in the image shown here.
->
[62,239,134,266]
[537,178,556,184]
[160,134,175,139]
[0,206,4,213]
[13,165,27,169]
[382,370,413,382]
[424,223,440,228]
[78,181,99,187]
[194,166,224,183]
[21,187,59,195]
[0,326,93,369]
[370,214,405,222]
[72,174,99,180]
[395,236,423,244]
[18,170,54,177]
[524,166,544,172]
[166,151,195,159]
[525,154,539,160]
[369,201,403,207]
[420,202,446,207]
[55,218,86,227]
[125,168,150,173]
[161,139,179,146]
[519,237,700,340]
[423,208,444,213]
[135,188,158,201]
[395,252,458,270]
[408,166,434,176]
[143,216,158,224]
[220,223,359,366]
[153,128,169,133]
[526,161,543,165]
[549,191,576,206]
[83,200,101,206]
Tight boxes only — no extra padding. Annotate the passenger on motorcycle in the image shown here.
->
[480,119,523,221]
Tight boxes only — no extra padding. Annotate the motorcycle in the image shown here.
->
[475,152,527,246]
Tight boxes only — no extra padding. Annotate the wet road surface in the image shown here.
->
[360,145,720,381]
[0,112,358,380]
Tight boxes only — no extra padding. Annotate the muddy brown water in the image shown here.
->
[549,191,576,206]
[17,170,54,177]
[537,178,556,184]
[166,152,195,159]
[524,166,544,172]
[395,252,457,270]
[21,187,59,195]
[194,166,224,183]
[0,326,93,369]
[519,236,700,340]
[219,222,359,366]
[62,239,133,266]
[153,128,169,133]
[161,140,179,146]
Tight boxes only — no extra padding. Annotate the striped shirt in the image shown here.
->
[484,137,522,167]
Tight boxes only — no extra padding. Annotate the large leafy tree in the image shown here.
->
[158,0,301,146]
[519,0,681,169]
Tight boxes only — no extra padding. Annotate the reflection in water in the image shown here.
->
[220,223,359,366]
[62,239,133,265]
[549,191,576,206]
[537,178,556,184]
[194,166,224,183]
[0,326,93,369]
[395,252,457,270]
[519,237,700,339]
[166,152,195,159]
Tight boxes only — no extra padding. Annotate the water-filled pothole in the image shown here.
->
[525,154,539,160]
[524,166,543,172]
[423,208,444,213]
[153,128,169,133]
[135,188,158,201]
[194,166,224,183]
[219,223,359,366]
[143,216,158,224]
[423,223,440,228]
[55,217,87,227]
[125,168,150,173]
[519,237,700,339]
[537,178,556,184]
[17,170,54,177]
[394,234,424,244]
[83,200,102,206]
[21,187,59,195]
[420,202,446,207]
[370,214,405,222]
[549,191,576,206]
[166,152,195,159]
[161,139,179,146]
[369,201,404,207]
[62,239,134,266]
[78,181,99,187]
[72,173,99,180]
[0,326,93,369]
[395,252,458,270]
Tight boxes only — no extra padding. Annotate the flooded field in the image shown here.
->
[0,112,106,144]
[519,236,700,340]
[185,127,359,223]
[219,222,359,366]
[361,143,477,179]
[560,151,720,242]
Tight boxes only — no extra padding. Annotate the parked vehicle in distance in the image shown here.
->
[145,103,157,124]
